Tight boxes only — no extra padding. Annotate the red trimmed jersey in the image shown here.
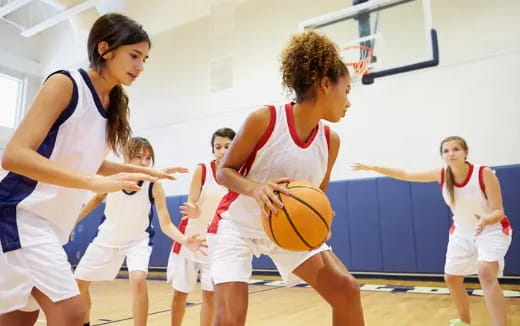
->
[441,163,511,236]
[208,103,331,238]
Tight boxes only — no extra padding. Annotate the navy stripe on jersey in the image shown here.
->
[122,181,144,195]
[146,182,155,246]
[78,69,108,119]
[94,214,107,239]
[0,70,79,252]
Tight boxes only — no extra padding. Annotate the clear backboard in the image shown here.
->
[299,0,439,85]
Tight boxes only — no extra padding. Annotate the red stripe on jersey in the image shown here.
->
[501,217,512,236]
[478,166,487,198]
[285,103,318,149]
[454,163,473,187]
[199,163,206,186]
[172,218,189,254]
[210,160,217,182]
[324,125,331,151]
[207,191,240,234]
[448,222,455,234]
[208,105,276,234]
[238,105,276,177]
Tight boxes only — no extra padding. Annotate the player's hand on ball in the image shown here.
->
[252,178,291,217]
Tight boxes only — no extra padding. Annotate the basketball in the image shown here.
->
[262,181,334,251]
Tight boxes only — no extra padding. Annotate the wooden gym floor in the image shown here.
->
[34,273,520,325]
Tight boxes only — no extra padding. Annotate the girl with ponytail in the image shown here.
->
[0,13,181,326]
[353,136,512,326]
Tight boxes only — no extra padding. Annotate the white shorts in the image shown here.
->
[74,237,152,281]
[209,230,329,287]
[167,251,213,293]
[0,242,79,314]
[445,230,512,276]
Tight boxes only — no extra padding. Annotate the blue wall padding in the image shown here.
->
[66,164,520,276]
[346,179,383,271]
[376,179,417,273]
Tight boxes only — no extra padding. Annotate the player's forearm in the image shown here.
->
[370,166,413,181]
[217,167,260,197]
[485,209,505,225]
[2,147,94,190]
[97,160,153,176]
[158,211,187,244]
[76,197,103,223]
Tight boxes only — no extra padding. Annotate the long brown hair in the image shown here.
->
[440,136,468,206]
[280,31,349,103]
[87,13,151,156]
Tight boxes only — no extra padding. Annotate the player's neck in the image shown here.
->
[291,102,321,140]
[450,161,470,180]
[86,68,118,99]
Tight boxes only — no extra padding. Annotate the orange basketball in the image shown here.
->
[262,181,333,251]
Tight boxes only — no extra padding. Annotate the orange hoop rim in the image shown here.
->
[342,45,374,76]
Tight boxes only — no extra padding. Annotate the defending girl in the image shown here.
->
[353,136,512,326]
[0,13,175,326]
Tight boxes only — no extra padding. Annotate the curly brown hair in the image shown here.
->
[280,31,348,103]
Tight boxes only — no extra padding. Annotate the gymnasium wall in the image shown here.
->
[1,0,519,277]
[66,164,520,276]
[126,0,520,196]
[29,0,520,197]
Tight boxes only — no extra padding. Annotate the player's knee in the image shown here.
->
[338,275,361,297]
[130,276,147,294]
[444,274,461,285]
[324,273,361,307]
[477,263,498,286]
[213,311,245,326]
[173,290,188,303]
[62,303,86,325]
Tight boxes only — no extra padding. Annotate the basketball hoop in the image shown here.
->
[342,45,374,77]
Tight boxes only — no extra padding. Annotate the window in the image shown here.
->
[0,72,24,129]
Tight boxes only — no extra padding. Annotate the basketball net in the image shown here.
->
[342,45,374,80]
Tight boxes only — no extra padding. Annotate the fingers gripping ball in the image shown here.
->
[262,181,333,251]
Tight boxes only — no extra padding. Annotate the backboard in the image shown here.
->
[299,0,439,85]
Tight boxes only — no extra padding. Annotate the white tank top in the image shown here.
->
[173,161,227,260]
[441,163,509,237]
[0,69,110,252]
[209,103,330,238]
[94,181,155,248]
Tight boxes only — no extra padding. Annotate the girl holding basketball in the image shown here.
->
[208,31,365,326]
[353,136,512,326]
[0,13,176,326]
[74,137,205,326]
[167,127,235,326]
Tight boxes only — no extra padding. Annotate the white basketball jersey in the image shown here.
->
[173,161,227,260]
[442,163,509,237]
[0,69,110,252]
[209,103,330,238]
[94,181,155,248]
